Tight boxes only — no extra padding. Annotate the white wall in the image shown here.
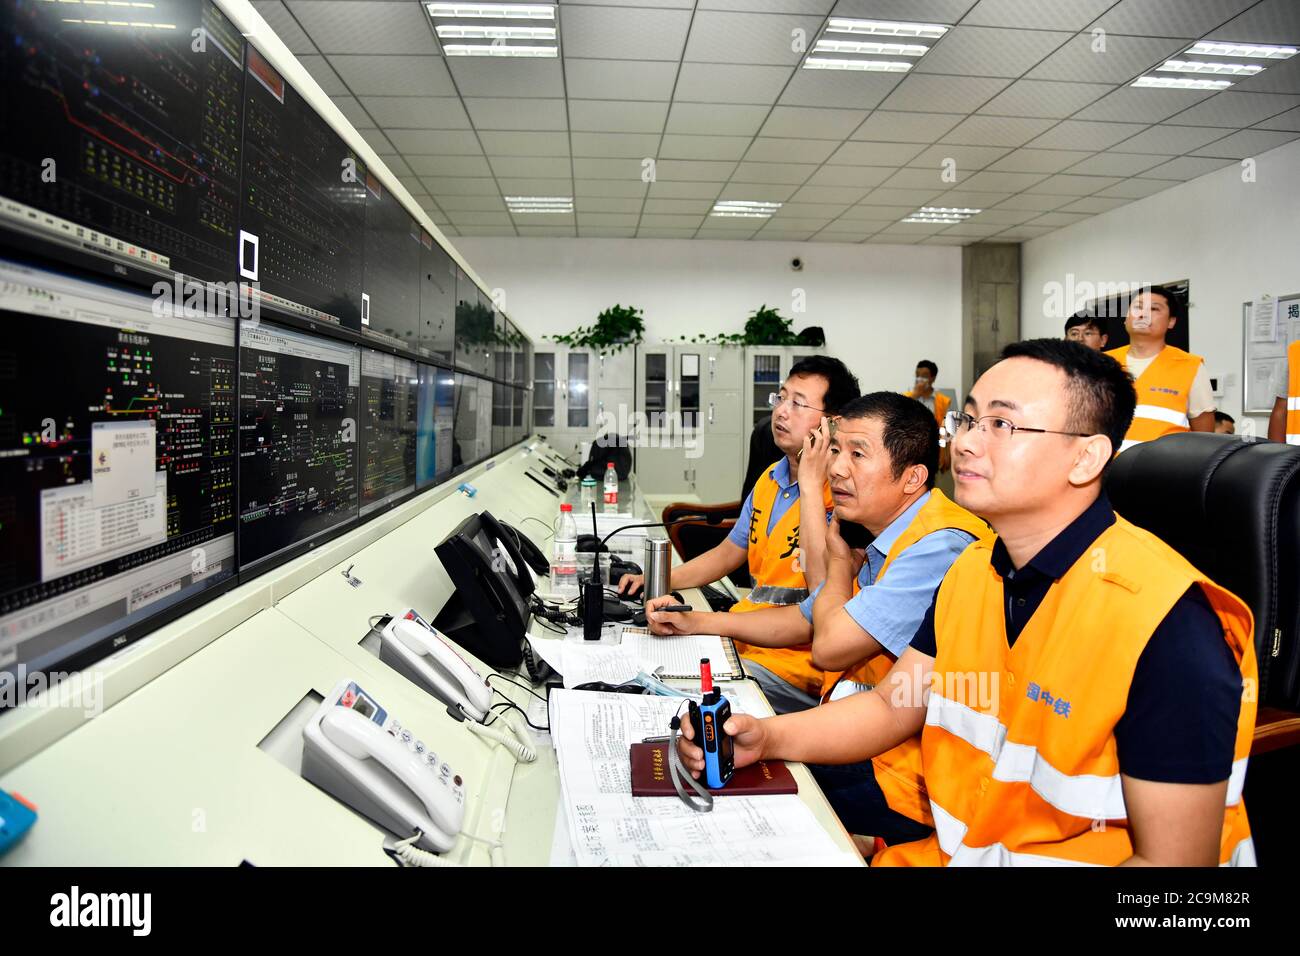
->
[454,237,965,399]
[1021,137,1300,433]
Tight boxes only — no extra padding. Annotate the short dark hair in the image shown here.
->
[1139,285,1187,323]
[1214,410,1235,426]
[1064,312,1106,336]
[916,360,938,378]
[788,355,860,415]
[998,339,1135,456]
[835,391,939,490]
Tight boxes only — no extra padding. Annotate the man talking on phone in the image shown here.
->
[619,357,859,714]
[649,393,989,841]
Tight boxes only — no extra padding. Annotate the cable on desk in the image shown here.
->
[487,671,547,702]
[487,698,549,733]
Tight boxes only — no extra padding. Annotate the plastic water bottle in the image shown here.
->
[551,503,579,599]
[580,476,598,510]
[603,462,620,514]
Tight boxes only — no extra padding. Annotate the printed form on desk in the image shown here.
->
[528,625,739,688]
[549,690,860,866]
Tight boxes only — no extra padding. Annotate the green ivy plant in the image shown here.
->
[548,303,646,354]
[674,304,800,346]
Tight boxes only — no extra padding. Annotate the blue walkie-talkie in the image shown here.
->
[689,658,734,789]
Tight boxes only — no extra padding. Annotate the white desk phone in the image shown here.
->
[302,679,467,858]
[378,608,536,763]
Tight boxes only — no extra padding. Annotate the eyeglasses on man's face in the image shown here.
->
[768,392,823,413]
[1066,328,1103,341]
[943,409,1094,444]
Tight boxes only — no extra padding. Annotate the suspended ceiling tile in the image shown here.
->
[977,80,1115,119]
[287,1,438,56]
[684,11,825,65]
[851,111,965,143]
[1024,120,1149,151]
[330,55,455,97]
[914,27,1074,79]
[561,6,694,60]
[1025,34,1187,84]
[446,58,565,99]
[564,59,680,101]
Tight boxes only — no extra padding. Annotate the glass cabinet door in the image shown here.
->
[566,351,590,428]
[643,351,668,420]
[751,351,783,425]
[678,350,701,430]
[533,352,555,427]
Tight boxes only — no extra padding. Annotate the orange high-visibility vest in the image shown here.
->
[876,515,1257,867]
[1286,339,1300,446]
[905,390,950,428]
[730,460,834,697]
[815,490,990,826]
[1106,344,1203,453]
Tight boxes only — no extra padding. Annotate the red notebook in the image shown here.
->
[629,742,798,797]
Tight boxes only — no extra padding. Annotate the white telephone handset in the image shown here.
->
[378,610,536,763]
[384,615,493,720]
[302,680,466,854]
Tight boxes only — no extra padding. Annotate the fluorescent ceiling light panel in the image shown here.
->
[711,200,782,218]
[804,57,911,71]
[1131,75,1233,90]
[902,206,980,225]
[1158,59,1263,76]
[506,196,572,213]
[436,24,555,39]
[1134,39,1295,89]
[427,3,554,19]
[825,17,947,39]
[427,2,557,56]
[806,17,946,71]
[442,43,556,56]
[813,38,930,56]
[1186,41,1296,59]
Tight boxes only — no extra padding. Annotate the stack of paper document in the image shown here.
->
[549,690,861,866]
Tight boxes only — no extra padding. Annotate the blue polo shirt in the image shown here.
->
[727,458,826,549]
[910,493,1243,784]
[797,492,976,659]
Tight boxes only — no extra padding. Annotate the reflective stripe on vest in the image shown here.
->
[747,584,809,606]
[1107,345,1202,451]
[927,692,1250,821]
[729,460,832,696]
[1287,340,1300,444]
[876,516,1257,868]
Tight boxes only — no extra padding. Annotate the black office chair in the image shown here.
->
[1105,433,1300,709]
[1104,432,1300,865]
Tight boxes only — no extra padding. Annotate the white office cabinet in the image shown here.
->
[532,345,635,460]
[531,345,591,459]
[633,344,745,501]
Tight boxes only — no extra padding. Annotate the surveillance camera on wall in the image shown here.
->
[790,257,803,272]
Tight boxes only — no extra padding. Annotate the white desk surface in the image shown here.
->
[0,441,860,867]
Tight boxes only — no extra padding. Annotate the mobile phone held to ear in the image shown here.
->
[837,519,873,549]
